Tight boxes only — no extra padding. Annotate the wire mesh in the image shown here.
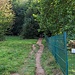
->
[45,32,68,75]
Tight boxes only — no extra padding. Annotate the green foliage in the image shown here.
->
[11,0,27,35]
[0,0,14,41]
[0,32,5,41]
[22,21,39,39]
[12,0,40,38]
[21,5,39,39]
[37,0,75,38]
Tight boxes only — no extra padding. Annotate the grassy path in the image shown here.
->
[17,38,45,75]
[11,44,36,75]
[0,36,65,75]
[0,36,37,75]
[18,44,38,75]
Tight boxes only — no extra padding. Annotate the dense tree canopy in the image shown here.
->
[0,0,75,40]
[11,0,27,35]
[37,0,75,38]
[21,0,40,39]
[11,0,39,38]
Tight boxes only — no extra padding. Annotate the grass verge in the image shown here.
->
[41,39,63,75]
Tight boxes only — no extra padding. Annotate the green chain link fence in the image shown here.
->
[45,32,68,75]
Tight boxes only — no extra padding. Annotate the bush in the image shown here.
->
[20,2,40,39]
[21,20,39,39]
[0,33,5,41]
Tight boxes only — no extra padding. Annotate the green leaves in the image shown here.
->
[0,0,14,41]
[37,0,75,38]
[19,0,40,39]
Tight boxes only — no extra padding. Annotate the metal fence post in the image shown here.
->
[64,32,68,75]
[54,35,57,63]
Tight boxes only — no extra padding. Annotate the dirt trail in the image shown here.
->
[11,38,45,75]
[36,38,45,75]
[11,73,19,75]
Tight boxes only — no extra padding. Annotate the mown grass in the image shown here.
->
[18,44,39,75]
[0,36,37,75]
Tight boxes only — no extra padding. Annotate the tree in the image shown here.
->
[37,0,75,38]
[11,0,27,35]
[21,0,40,39]
[0,0,14,41]
[11,0,40,38]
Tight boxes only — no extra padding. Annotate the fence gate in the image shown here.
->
[45,32,68,75]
